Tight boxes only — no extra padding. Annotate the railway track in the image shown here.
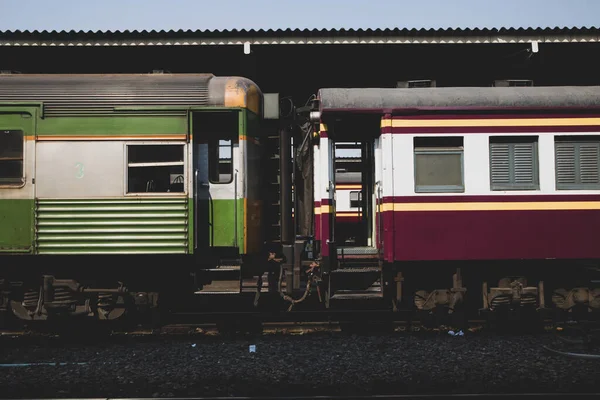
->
[7,394,600,399]
[0,317,557,339]
[4,306,593,339]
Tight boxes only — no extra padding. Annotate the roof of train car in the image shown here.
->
[0,73,261,116]
[318,86,600,112]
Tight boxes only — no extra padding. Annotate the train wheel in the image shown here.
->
[96,293,127,321]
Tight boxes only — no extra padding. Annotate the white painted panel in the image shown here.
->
[319,137,334,201]
[313,143,320,202]
[393,135,415,196]
[464,135,489,194]
[335,189,352,211]
[36,141,124,198]
[538,134,555,193]
[382,133,394,198]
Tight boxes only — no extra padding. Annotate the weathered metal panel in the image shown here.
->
[36,141,125,198]
[35,198,189,254]
[319,87,600,112]
[0,74,213,116]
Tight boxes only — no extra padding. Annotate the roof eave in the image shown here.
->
[1,27,599,47]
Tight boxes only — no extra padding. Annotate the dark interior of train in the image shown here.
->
[328,116,380,253]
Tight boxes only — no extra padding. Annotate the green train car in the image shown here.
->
[0,73,266,322]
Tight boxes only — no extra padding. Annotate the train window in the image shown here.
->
[193,111,238,185]
[209,138,233,184]
[555,136,600,190]
[350,191,362,208]
[414,137,464,193]
[126,144,185,194]
[489,136,539,191]
[0,130,24,185]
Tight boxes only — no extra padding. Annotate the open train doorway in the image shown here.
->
[334,140,375,249]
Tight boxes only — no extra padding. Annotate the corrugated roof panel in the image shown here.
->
[0,26,598,46]
[0,73,214,116]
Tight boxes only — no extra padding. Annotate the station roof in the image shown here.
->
[0,26,599,47]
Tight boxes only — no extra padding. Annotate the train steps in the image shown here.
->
[329,270,383,300]
[194,265,241,295]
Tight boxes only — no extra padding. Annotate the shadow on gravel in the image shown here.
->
[2,327,600,398]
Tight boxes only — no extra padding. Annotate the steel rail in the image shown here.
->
[5,393,599,400]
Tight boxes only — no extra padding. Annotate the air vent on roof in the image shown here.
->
[397,80,436,88]
[494,79,534,87]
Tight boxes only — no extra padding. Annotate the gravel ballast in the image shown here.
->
[1,331,599,398]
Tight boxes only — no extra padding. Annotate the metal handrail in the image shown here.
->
[194,169,198,249]
[329,179,335,245]
[376,180,383,253]
[234,169,238,249]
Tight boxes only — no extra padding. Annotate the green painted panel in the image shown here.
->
[38,115,187,137]
[197,198,245,253]
[0,199,34,253]
[35,197,189,255]
[0,108,37,254]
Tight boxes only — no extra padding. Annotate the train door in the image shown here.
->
[373,135,384,252]
[333,139,376,253]
[190,110,240,260]
[0,107,37,254]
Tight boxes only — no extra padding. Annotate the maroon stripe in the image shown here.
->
[321,198,333,206]
[383,195,600,203]
[321,106,600,114]
[390,209,600,261]
[381,125,392,134]
[335,216,361,223]
[320,212,331,256]
[315,216,321,241]
[390,126,600,134]
[383,211,395,262]
[393,114,600,120]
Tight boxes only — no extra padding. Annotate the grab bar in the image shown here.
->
[234,169,238,249]
[194,169,199,250]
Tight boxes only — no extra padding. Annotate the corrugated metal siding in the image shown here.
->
[0,74,212,116]
[35,198,189,254]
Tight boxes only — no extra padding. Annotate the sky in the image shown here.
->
[0,0,597,32]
